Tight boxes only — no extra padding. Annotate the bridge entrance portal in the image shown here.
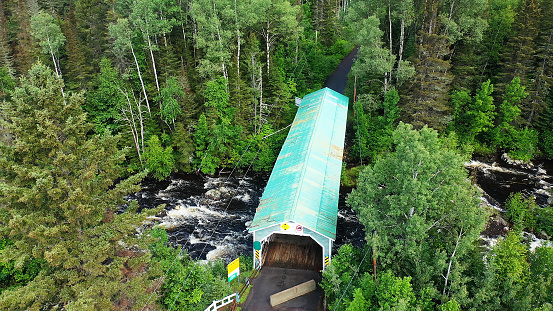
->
[264,233,323,271]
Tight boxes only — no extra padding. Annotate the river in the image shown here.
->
[129,173,365,262]
[131,155,552,262]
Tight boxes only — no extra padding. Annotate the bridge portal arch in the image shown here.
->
[252,221,333,271]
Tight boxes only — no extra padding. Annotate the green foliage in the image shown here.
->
[374,270,416,310]
[190,0,236,79]
[473,231,529,310]
[341,165,363,187]
[492,77,538,160]
[30,11,65,60]
[0,63,162,309]
[0,67,14,101]
[403,30,453,131]
[346,287,371,311]
[469,80,496,136]
[348,15,395,91]
[505,192,536,230]
[347,123,487,305]
[149,228,232,311]
[479,0,518,77]
[194,113,218,174]
[529,246,553,305]
[352,88,401,163]
[239,124,288,172]
[321,244,372,311]
[438,299,460,311]
[507,127,539,161]
[536,89,553,158]
[194,77,241,174]
[171,122,195,172]
[453,80,496,144]
[534,206,553,239]
[0,239,44,294]
[86,58,123,134]
[323,246,422,311]
[144,134,175,180]
[158,76,184,126]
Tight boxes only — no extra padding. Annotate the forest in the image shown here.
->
[0,0,552,309]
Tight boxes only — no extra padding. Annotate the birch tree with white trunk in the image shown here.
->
[109,18,151,114]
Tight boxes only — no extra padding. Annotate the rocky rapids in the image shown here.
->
[128,153,552,262]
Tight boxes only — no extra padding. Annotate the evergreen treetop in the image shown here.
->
[0,62,162,309]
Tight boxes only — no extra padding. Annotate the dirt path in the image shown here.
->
[323,46,359,95]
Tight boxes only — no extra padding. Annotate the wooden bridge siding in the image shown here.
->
[263,234,323,271]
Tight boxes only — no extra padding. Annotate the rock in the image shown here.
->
[501,153,534,169]
[205,186,234,201]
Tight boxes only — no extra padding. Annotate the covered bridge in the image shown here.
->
[249,87,349,271]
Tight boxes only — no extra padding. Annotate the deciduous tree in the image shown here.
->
[347,123,487,305]
[30,10,65,79]
[109,18,151,113]
[130,0,180,93]
[144,134,175,180]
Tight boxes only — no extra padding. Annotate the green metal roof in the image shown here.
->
[249,88,349,240]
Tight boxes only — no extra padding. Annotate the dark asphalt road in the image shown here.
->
[241,267,323,311]
[323,46,359,95]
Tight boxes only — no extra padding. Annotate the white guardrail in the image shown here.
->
[204,293,238,311]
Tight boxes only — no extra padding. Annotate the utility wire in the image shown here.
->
[166,51,313,310]
[143,37,315,311]
[353,75,363,166]
[332,246,371,311]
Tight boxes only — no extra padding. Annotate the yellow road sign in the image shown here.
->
[281,223,290,230]
[228,258,240,282]
[227,258,239,274]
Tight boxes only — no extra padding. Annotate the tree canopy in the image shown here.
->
[347,123,487,305]
[0,63,162,309]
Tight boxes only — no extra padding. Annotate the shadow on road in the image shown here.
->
[323,46,359,95]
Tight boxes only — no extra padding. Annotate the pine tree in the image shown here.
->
[0,6,15,77]
[402,30,453,130]
[532,0,553,125]
[498,0,542,123]
[400,0,452,130]
[0,63,162,309]
[74,0,110,67]
[536,86,553,157]
[478,0,519,80]
[9,0,34,74]
[62,6,92,91]
[171,121,195,172]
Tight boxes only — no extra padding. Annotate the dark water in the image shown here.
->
[466,156,553,248]
[130,155,552,262]
[130,173,365,262]
[466,156,553,209]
